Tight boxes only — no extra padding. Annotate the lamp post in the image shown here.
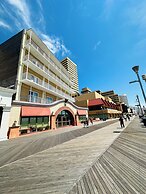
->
[130,65,146,104]
[136,95,143,116]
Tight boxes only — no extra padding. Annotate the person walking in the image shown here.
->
[89,118,93,125]
[86,117,89,128]
[119,116,125,128]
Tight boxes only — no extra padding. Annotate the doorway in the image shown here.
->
[56,110,74,128]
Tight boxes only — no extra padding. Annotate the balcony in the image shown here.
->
[25,39,72,84]
[23,55,73,92]
[21,73,74,102]
[20,95,53,104]
[89,109,121,114]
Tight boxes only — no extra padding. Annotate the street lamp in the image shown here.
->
[136,95,143,116]
[129,65,146,104]
[142,74,146,82]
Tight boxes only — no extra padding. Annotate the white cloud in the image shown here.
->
[102,0,115,19]
[125,1,146,29]
[36,0,43,11]
[94,41,101,50]
[7,0,31,28]
[0,0,70,57]
[0,20,11,30]
[41,34,70,56]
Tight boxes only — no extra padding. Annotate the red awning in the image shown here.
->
[77,110,87,115]
[105,100,111,107]
[88,99,104,106]
[101,99,108,107]
[21,106,51,116]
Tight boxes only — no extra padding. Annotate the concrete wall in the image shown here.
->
[74,100,88,108]
[75,92,105,101]
[0,87,16,141]
[9,106,21,127]
[0,30,23,88]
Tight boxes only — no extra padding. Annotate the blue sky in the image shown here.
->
[0,0,146,106]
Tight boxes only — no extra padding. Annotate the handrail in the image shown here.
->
[24,55,73,92]
[26,40,71,82]
[22,73,74,101]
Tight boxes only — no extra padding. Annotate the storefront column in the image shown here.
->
[0,106,11,141]
[75,114,80,126]
[50,114,56,130]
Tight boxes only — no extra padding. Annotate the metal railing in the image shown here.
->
[22,73,74,101]
[24,55,73,92]
[26,39,71,82]
[20,95,53,104]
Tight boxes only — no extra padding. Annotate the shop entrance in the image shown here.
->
[56,110,74,128]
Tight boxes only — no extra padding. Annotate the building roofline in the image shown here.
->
[0,87,16,95]
[61,57,77,66]
[12,99,88,110]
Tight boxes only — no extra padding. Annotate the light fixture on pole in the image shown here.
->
[142,74,146,82]
[129,65,146,104]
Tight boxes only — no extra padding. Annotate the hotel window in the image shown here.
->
[30,74,39,84]
[29,91,38,103]
[46,97,53,104]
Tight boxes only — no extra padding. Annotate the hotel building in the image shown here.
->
[61,57,79,96]
[0,29,87,139]
[119,94,129,106]
[75,88,122,120]
[101,90,121,104]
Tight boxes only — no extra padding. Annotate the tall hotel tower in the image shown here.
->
[0,29,74,103]
[61,57,79,95]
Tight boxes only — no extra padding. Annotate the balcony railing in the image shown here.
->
[20,95,53,104]
[22,73,74,101]
[26,39,71,82]
[24,55,73,92]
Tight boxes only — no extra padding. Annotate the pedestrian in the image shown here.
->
[83,120,86,128]
[127,114,130,121]
[85,117,89,128]
[119,116,125,128]
[89,118,93,125]
[123,115,127,121]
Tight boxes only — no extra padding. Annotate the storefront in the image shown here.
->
[8,99,88,138]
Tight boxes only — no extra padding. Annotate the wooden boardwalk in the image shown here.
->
[0,119,117,167]
[0,117,145,193]
[68,117,146,194]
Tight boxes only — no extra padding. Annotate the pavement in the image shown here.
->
[0,116,145,194]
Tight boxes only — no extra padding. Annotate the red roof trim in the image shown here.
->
[88,99,104,106]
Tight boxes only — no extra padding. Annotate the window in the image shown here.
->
[46,97,53,104]
[29,91,38,103]
[79,115,86,121]
[44,116,49,124]
[30,74,39,84]
[30,117,36,125]
[37,117,43,124]
[21,117,29,126]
